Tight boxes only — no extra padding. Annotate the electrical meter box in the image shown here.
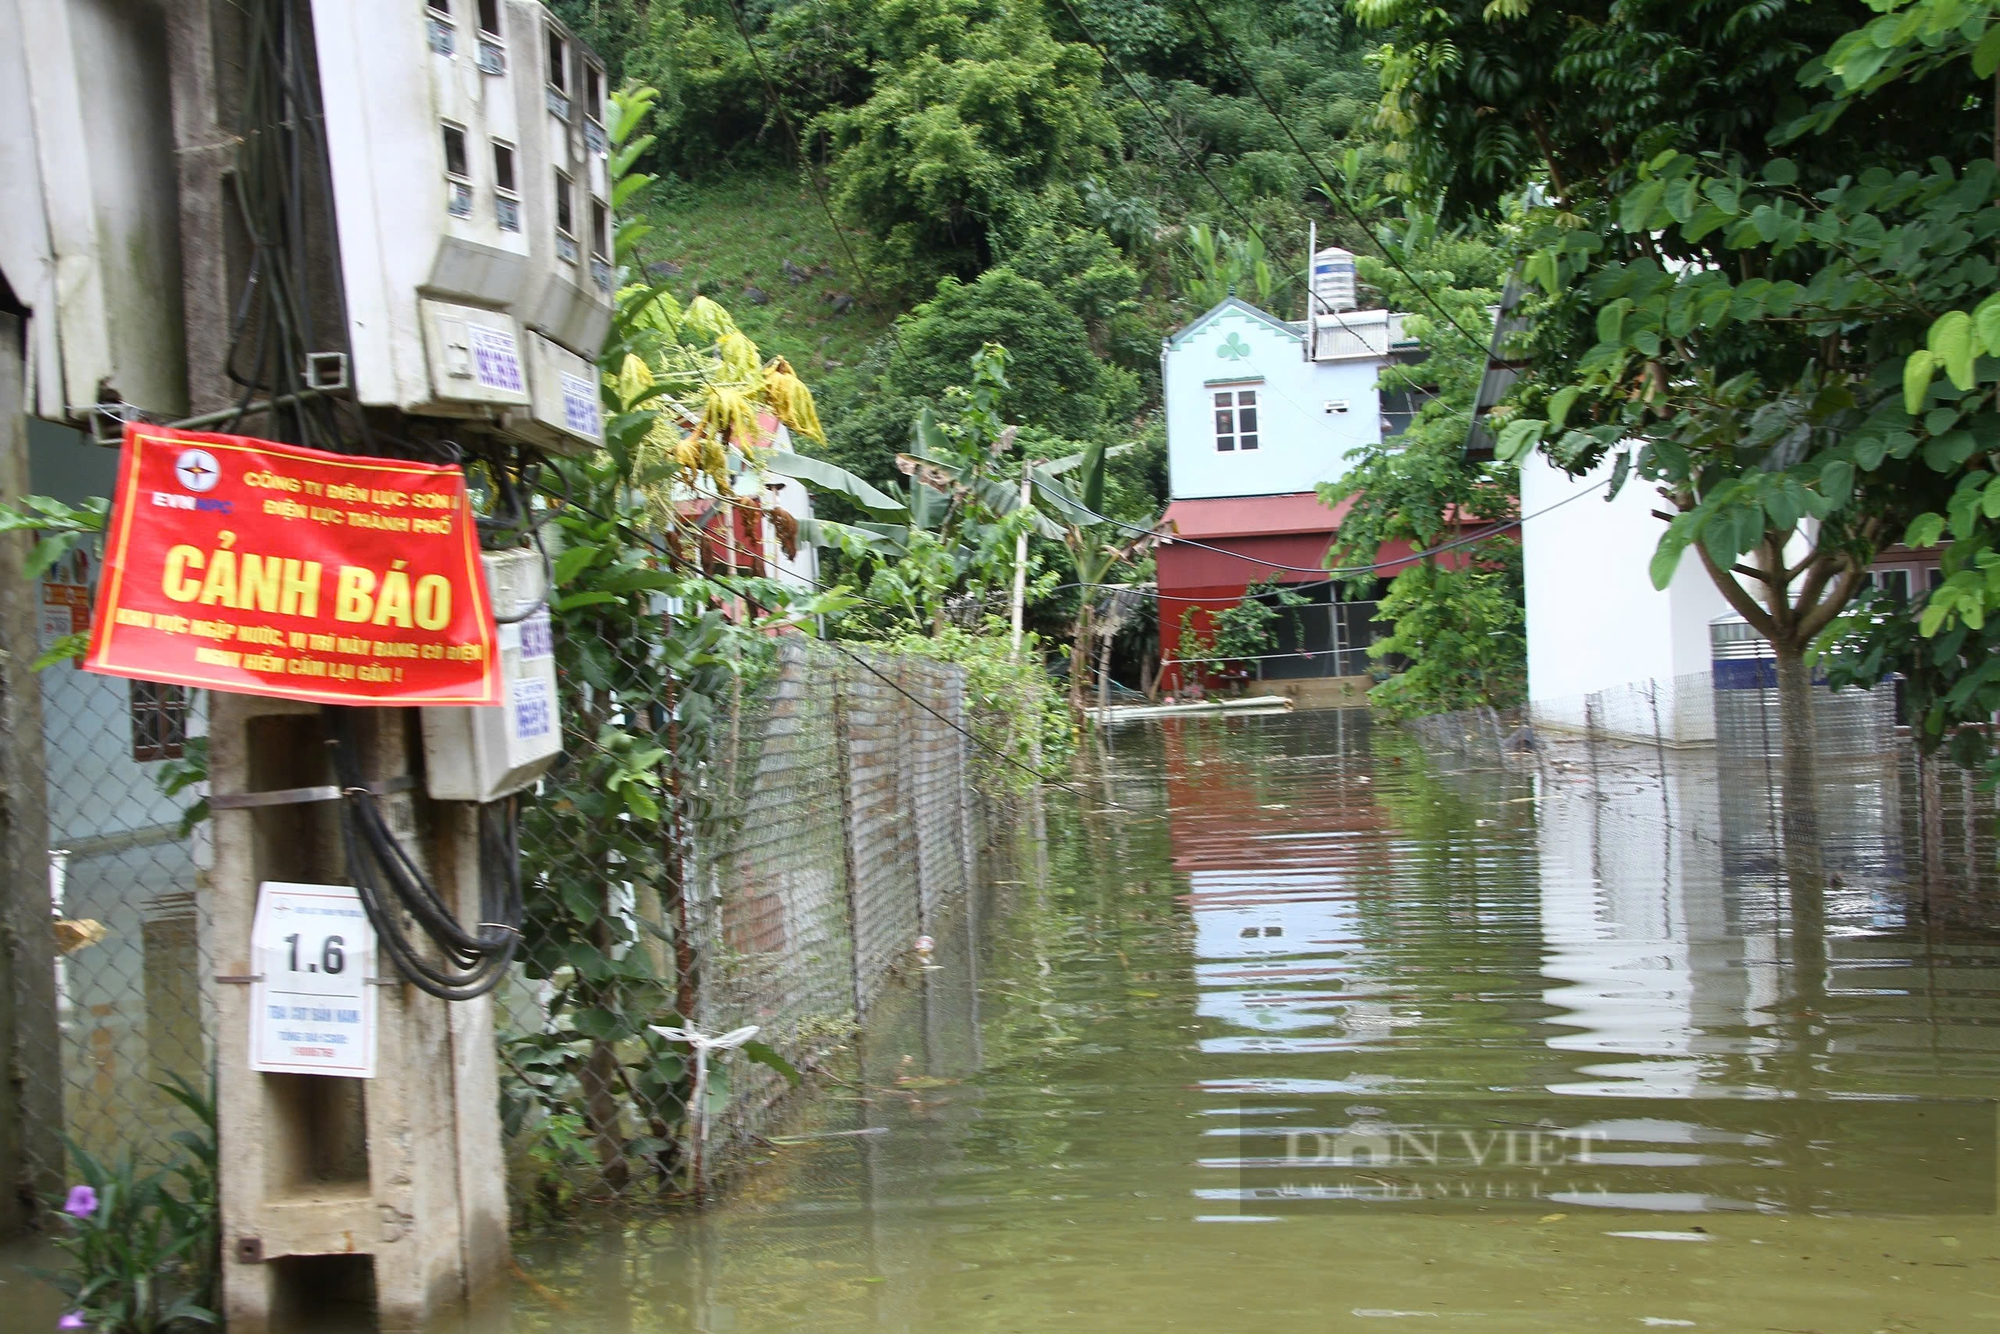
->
[422,548,561,802]
[501,332,602,455]
[421,299,533,408]
[311,0,612,446]
[504,2,615,359]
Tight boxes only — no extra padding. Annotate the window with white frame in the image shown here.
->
[1214,386,1259,451]
[442,123,472,218]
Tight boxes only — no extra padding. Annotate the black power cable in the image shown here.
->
[1176,0,1491,358]
[327,708,523,1001]
[213,0,535,1000]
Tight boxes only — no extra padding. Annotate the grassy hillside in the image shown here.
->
[632,169,902,407]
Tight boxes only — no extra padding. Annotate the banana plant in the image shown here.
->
[1024,439,1156,715]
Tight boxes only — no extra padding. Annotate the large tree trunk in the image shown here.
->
[1770,635,1824,865]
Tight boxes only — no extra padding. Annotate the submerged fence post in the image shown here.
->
[832,659,866,1023]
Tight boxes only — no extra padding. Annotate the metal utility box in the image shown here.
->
[503,332,602,454]
[421,299,532,408]
[310,0,611,442]
[422,548,560,801]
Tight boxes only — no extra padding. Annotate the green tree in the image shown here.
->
[890,268,1135,438]
[1819,1,2000,774]
[1354,0,1989,805]
[1365,553,1525,721]
[1317,223,1516,716]
[818,3,1118,285]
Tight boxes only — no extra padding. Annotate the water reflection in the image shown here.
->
[499,710,2000,1333]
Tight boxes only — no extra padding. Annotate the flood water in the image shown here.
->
[516,709,2000,1333]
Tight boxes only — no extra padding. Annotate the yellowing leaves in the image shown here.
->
[762,357,826,443]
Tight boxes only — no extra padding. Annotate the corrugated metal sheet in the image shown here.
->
[1162,491,1350,539]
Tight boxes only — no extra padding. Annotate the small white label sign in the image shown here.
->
[249,882,377,1077]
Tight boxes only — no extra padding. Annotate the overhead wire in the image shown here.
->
[530,476,1115,801]
[720,0,906,353]
[1175,0,1492,358]
[1079,473,1612,578]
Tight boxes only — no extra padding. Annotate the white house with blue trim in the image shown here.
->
[1161,298,1408,501]
[1155,297,1418,690]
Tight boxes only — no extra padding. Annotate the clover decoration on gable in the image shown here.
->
[1216,333,1252,361]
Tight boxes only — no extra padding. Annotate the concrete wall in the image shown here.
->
[0,311,63,1234]
[1162,299,1383,500]
[0,0,187,422]
[1521,452,1733,741]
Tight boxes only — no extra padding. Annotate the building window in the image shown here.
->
[476,0,499,33]
[493,142,519,231]
[589,199,609,258]
[1868,568,1911,601]
[443,123,472,218]
[547,29,568,91]
[130,681,187,762]
[442,123,469,178]
[583,65,609,154]
[1214,388,1258,452]
[554,171,578,261]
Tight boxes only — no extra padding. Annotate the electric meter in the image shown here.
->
[421,548,561,801]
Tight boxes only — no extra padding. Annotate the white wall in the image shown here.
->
[1163,300,1384,500]
[1,0,188,421]
[1521,453,1733,740]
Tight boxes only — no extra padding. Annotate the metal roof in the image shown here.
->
[1161,491,1354,540]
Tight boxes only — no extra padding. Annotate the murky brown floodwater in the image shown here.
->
[501,710,2000,1333]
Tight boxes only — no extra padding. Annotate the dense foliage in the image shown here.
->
[551,0,1400,485]
[1353,0,1999,769]
[1320,225,1520,715]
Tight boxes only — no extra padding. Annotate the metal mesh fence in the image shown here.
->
[1403,669,1897,777]
[5,614,1022,1224]
[14,648,214,1207]
[502,632,1029,1212]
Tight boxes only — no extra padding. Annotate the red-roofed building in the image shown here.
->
[1156,297,1501,694]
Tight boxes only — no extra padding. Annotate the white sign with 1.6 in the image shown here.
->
[249,882,377,1077]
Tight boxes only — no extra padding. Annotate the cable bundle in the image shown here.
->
[327,707,522,1001]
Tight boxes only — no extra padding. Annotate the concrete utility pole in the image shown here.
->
[0,305,62,1235]
[165,3,509,1327]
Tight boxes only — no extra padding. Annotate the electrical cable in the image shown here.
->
[327,708,523,1002]
[819,636,1125,806]
[209,0,538,1002]
[1049,0,1286,266]
[1076,475,1612,577]
[720,0,906,353]
[1176,0,1492,358]
[527,479,1115,800]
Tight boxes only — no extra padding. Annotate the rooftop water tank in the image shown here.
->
[1311,247,1357,314]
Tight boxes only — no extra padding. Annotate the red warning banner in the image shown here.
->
[84,425,500,706]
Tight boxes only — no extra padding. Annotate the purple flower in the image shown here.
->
[62,1185,97,1219]
[59,1314,86,1330]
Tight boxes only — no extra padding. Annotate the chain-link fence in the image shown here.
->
[1403,667,1897,775]
[501,633,1029,1213]
[5,617,1023,1227]
[13,629,214,1208]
